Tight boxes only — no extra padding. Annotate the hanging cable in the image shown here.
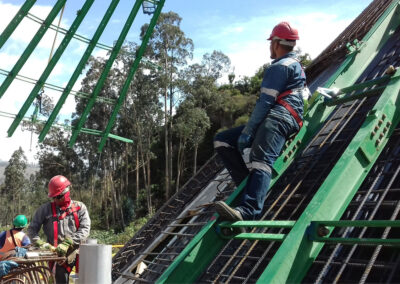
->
[30,4,66,150]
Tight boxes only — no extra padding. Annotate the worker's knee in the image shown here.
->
[250,161,272,175]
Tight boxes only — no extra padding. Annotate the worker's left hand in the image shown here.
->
[14,247,27,258]
[0,260,18,277]
[237,133,253,154]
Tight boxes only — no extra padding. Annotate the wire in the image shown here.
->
[0,68,115,104]
[25,12,162,70]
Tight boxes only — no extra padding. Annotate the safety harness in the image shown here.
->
[276,89,303,128]
[50,202,81,273]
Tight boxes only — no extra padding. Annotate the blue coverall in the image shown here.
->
[214,51,306,220]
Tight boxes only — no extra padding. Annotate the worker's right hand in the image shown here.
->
[56,239,73,257]
[0,260,18,277]
[237,133,253,154]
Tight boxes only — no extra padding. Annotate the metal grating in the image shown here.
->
[112,155,235,282]
[303,125,400,284]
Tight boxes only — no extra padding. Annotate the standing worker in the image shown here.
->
[214,22,309,221]
[28,175,91,284]
[0,215,30,259]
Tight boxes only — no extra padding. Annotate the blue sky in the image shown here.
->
[0,0,372,163]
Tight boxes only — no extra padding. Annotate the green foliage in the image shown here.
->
[90,216,149,246]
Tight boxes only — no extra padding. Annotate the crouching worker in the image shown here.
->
[28,175,91,284]
[0,215,30,260]
[214,22,309,221]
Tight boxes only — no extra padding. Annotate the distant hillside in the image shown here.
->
[0,161,39,184]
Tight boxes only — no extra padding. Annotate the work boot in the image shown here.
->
[215,201,243,222]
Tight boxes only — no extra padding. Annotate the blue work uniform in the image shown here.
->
[214,51,307,220]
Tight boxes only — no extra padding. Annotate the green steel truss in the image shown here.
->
[156,1,400,283]
[0,0,164,149]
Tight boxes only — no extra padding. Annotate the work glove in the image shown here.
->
[56,238,74,257]
[34,240,56,252]
[14,247,27,258]
[0,260,18,277]
[237,133,253,154]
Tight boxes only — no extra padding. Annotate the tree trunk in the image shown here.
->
[164,55,170,201]
[176,138,182,192]
[89,175,94,211]
[125,144,129,197]
[146,151,152,215]
[136,145,140,207]
[102,181,109,230]
[108,172,116,227]
[193,144,198,175]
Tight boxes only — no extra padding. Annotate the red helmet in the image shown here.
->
[48,175,71,198]
[268,22,299,41]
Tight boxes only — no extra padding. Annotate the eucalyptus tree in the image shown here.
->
[1,147,27,224]
[142,11,194,200]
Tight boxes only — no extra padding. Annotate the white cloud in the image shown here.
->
[208,11,353,80]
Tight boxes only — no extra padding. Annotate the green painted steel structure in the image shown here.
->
[0,0,164,148]
[2,0,400,283]
[156,1,400,283]
[68,0,145,147]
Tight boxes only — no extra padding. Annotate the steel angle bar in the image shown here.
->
[257,65,400,283]
[0,0,36,49]
[308,220,400,246]
[68,0,144,147]
[7,0,95,138]
[97,0,165,152]
[39,0,121,142]
[218,220,295,228]
[0,0,66,99]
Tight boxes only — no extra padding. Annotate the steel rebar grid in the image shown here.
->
[114,159,238,283]
[304,126,400,284]
[112,155,225,279]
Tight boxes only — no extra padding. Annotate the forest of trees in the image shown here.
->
[0,12,311,234]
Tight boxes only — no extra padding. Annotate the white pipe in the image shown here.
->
[79,239,112,284]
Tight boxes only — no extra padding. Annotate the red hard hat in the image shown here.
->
[268,22,299,41]
[48,175,71,198]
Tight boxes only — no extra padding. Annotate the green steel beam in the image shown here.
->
[25,12,161,70]
[97,0,165,152]
[257,67,400,283]
[0,0,66,99]
[311,220,400,227]
[0,0,36,49]
[309,220,400,246]
[38,0,121,142]
[156,2,400,283]
[325,85,386,106]
[68,0,144,147]
[219,220,295,229]
[0,67,115,104]
[7,0,95,138]
[232,233,286,242]
[313,237,400,246]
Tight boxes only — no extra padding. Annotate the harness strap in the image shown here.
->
[51,202,58,247]
[9,230,17,248]
[276,90,303,128]
[58,204,81,230]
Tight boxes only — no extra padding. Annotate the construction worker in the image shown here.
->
[0,215,30,260]
[214,22,309,221]
[28,175,91,284]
